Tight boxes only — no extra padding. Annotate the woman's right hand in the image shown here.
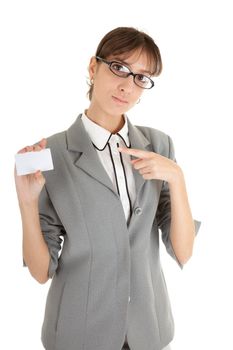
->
[14,138,47,205]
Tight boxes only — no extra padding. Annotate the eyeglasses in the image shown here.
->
[95,56,154,89]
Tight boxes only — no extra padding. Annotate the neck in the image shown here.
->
[85,105,125,134]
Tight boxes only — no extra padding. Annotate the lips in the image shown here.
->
[112,96,128,104]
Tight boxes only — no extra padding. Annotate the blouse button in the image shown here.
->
[134,207,142,216]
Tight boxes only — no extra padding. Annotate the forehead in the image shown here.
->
[107,49,153,74]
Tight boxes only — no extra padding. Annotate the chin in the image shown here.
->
[103,103,128,117]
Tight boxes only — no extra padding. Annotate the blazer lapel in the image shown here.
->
[66,115,117,196]
[127,118,152,199]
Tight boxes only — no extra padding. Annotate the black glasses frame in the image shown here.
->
[95,56,154,89]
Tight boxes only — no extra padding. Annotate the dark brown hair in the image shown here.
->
[87,27,163,100]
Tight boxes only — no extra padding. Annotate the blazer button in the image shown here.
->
[134,207,142,216]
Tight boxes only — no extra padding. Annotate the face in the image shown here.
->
[88,49,153,118]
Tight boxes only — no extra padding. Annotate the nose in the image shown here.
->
[118,75,135,93]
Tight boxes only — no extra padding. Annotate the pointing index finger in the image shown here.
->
[118,147,150,158]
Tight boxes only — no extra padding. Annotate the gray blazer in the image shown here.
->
[37,114,200,350]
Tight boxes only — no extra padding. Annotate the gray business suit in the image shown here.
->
[37,114,201,350]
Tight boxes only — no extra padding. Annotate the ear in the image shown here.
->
[88,56,98,80]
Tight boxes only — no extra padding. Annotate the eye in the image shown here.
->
[111,62,130,75]
[112,63,123,71]
[136,74,148,83]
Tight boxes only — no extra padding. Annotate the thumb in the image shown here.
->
[34,170,45,185]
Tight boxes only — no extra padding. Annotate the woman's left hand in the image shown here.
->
[118,147,183,185]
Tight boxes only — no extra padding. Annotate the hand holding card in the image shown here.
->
[14,138,51,204]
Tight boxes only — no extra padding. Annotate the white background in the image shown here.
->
[1,0,232,349]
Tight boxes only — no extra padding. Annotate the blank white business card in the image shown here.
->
[15,148,54,176]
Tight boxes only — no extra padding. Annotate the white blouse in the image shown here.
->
[81,112,136,225]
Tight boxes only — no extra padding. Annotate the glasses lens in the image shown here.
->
[107,59,154,89]
[110,62,130,77]
[134,74,153,89]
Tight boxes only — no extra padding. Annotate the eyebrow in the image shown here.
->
[112,57,152,76]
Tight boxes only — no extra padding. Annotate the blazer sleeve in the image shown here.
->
[38,186,66,278]
[156,135,201,270]
[22,185,66,279]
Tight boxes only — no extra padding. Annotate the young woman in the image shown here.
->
[15,27,201,350]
